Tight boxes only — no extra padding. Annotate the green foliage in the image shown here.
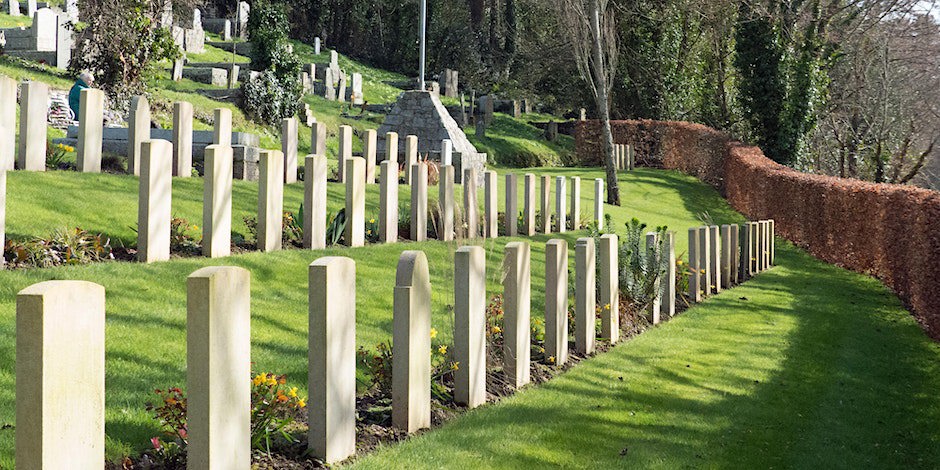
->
[616,218,669,314]
[358,340,394,395]
[326,209,347,246]
[241,0,302,125]
[3,227,114,268]
[69,0,185,101]
[250,372,307,454]
[169,217,201,255]
[733,2,832,165]
[241,68,303,126]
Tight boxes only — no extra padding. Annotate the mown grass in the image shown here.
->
[350,241,940,469]
[0,167,732,466]
[467,113,576,167]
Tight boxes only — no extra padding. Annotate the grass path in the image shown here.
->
[350,242,940,469]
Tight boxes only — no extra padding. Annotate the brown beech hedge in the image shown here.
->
[577,120,940,339]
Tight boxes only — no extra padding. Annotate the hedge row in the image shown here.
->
[576,119,940,338]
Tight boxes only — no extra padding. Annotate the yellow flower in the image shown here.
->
[604,303,611,311]
[491,326,502,334]
[297,399,306,408]
[538,346,545,353]
[252,374,265,386]
[369,218,376,224]
[367,230,372,235]
[430,328,438,339]
[451,362,459,371]
[288,387,298,398]
[438,345,447,355]
[266,376,277,386]
[676,259,684,266]
[548,356,556,364]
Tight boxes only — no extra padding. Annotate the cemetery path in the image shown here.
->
[349,242,940,469]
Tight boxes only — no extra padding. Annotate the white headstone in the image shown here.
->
[392,251,432,433]
[441,139,453,166]
[202,145,233,258]
[16,280,105,467]
[315,37,321,55]
[0,76,16,171]
[308,257,357,463]
[186,266,251,469]
[18,81,48,171]
[138,140,173,263]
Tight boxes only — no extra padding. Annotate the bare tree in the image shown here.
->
[558,0,621,205]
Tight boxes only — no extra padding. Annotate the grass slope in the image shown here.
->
[0,167,731,465]
[350,242,940,469]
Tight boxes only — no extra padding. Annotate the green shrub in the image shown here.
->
[241,70,302,126]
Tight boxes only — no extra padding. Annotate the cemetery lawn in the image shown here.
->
[0,167,734,465]
[1,169,936,467]
[350,241,940,469]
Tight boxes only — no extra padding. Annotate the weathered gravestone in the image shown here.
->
[522,174,536,236]
[187,266,251,470]
[463,167,478,239]
[439,164,455,241]
[689,227,702,302]
[539,175,551,234]
[172,101,193,177]
[599,234,619,342]
[503,242,531,388]
[545,239,568,366]
[257,150,284,252]
[410,163,428,241]
[363,129,377,184]
[16,280,105,468]
[303,155,327,250]
[660,231,676,321]
[575,237,596,354]
[202,145,233,258]
[128,96,151,175]
[453,246,486,408]
[345,158,365,247]
[570,177,581,230]
[0,76,15,171]
[555,176,566,233]
[594,178,604,225]
[282,117,298,184]
[138,140,172,263]
[76,88,104,173]
[379,161,399,243]
[504,173,518,236]
[484,171,497,238]
[18,81,48,171]
[308,257,357,464]
[647,232,662,320]
[392,251,432,433]
[338,125,352,182]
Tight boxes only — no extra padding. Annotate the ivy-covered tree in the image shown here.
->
[240,0,303,125]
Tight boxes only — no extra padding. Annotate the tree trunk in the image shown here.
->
[589,0,620,205]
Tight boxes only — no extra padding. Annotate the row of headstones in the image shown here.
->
[616,144,635,171]
[0,84,241,177]
[12,233,675,466]
[687,220,775,302]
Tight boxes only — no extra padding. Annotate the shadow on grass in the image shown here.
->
[349,243,940,469]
